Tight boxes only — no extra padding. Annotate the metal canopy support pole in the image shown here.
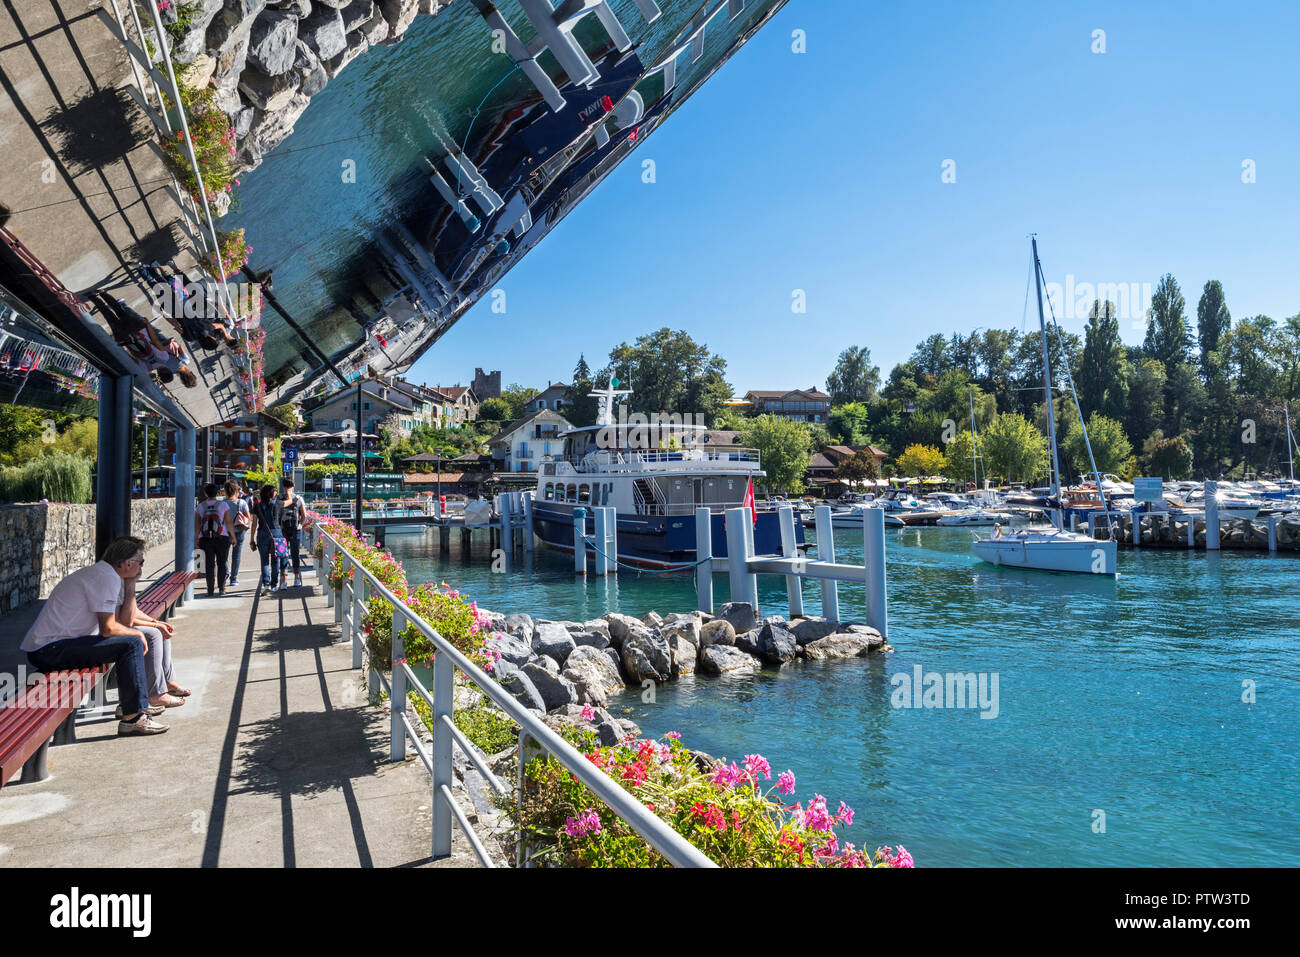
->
[695,507,713,614]
[1205,481,1220,551]
[175,425,197,603]
[95,374,134,559]
[778,505,803,619]
[813,505,839,622]
[863,505,888,639]
[355,378,364,535]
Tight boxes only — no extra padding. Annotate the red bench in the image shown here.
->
[0,569,199,787]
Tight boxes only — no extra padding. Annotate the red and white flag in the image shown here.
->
[744,477,757,525]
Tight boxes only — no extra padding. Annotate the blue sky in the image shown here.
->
[408,0,1299,397]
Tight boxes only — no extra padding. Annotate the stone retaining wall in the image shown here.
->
[0,499,178,612]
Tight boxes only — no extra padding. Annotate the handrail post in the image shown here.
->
[391,607,407,762]
[325,540,335,609]
[431,649,454,859]
[353,572,366,670]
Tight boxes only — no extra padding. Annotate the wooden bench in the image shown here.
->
[0,570,198,787]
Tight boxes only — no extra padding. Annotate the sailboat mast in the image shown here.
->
[968,386,979,491]
[1032,236,1062,502]
[1286,404,1295,483]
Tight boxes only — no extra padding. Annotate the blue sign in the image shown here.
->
[283,447,298,463]
[1134,477,1163,502]
[282,462,293,476]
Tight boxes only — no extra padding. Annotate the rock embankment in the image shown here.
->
[156,0,453,173]
[476,602,892,728]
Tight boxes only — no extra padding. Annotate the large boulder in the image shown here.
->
[561,645,625,708]
[735,629,761,659]
[567,620,611,650]
[841,623,883,639]
[208,0,269,57]
[802,633,879,660]
[293,39,329,96]
[298,3,347,60]
[173,0,227,63]
[497,664,545,713]
[641,610,664,628]
[757,619,799,664]
[601,613,641,649]
[699,645,760,676]
[544,704,621,747]
[532,620,576,666]
[522,662,578,712]
[717,601,757,634]
[482,632,531,669]
[622,628,670,683]
[699,619,735,647]
[529,653,559,675]
[667,631,697,676]
[340,0,375,31]
[502,613,534,641]
[377,0,420,35]
[247,9,299,74]
[603,647,622,676]
[790,616,839,645]
[661,617,701,648]
[238,66,301,112]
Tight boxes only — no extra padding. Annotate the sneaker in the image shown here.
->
[117,714,168,735]
[294,575,302,587]
[229,578,239,586]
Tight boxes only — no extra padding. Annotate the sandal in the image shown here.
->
[167,684,192,697]
[149,693,185,708]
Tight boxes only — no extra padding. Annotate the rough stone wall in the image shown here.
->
[0,499,179,611]
[164,0,455,174]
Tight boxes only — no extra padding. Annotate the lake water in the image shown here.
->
[385,523,1300,867]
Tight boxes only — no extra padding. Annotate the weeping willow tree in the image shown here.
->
[0,451,93,504]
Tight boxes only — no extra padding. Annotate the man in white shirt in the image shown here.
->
[21,536,168,735]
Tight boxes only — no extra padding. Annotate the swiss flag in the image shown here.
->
[744,477,757,525]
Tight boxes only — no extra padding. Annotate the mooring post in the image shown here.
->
[863,505,888,638]
[1187,515,1195,548]
[1087,512,1097,539]
[724,507,759,612]
[602,506,617,573]
[521,491,534,551]
[695,506,713,614]
[1267,514,1278,552]
[778,505,803,619]
[592,507,608,576]
[1205,480,1220,550]
[1130,508,1141,547]
[573,507,587,575]
[813,505,839,622]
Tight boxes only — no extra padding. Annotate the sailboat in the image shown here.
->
[971,238,1118,576]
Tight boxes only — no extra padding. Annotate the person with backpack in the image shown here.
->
[277,478,308,588]
[248,484,285,597]
[224,480,251,587]
[194,483,235,597]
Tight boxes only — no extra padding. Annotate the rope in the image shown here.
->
[579,536,710,574]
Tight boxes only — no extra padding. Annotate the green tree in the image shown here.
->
[825,346,881,406]
[605,329,732,424]
[1144,273,1191,371]
[1141,430,1194,479]
[740,415,810,494]
[894,443,949,478]
[828,402,871,445]
[981,413,1050,484]
[563,357,598,427]
[944,429,977,484]
[833,449,880,486]
[1077,301,1130,422]
[1125,356,1167,445]
[909,334,951,383]
[1062,411,1134,478]
[1196,280,1231,383]
[476,397,511,422]
[499,383,540,421]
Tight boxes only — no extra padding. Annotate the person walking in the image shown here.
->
[277,478,307,588]
[224,480,251,587]
[249,484,284,597]
[195,483,235,596]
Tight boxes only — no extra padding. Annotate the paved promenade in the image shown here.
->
[0,548,488,868]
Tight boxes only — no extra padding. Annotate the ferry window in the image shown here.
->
[544,483,554,501]
[578,484,591,504]
[566,483,577,502]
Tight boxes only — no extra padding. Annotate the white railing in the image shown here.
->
[313,525,716,868]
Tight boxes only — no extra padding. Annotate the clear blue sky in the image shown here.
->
[408,0,1300,397]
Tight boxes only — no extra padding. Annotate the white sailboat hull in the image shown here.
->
[972,532,1117,575]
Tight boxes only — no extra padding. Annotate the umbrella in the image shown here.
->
[324,451,382,460]
[402,452,442,463]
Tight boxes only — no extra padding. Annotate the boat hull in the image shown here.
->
[972,536,1117,575]
[531,502,803,569]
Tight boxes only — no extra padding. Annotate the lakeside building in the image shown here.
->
[525,382,570,414]
[304,376,445,435]
[159,413,292,489]
[743,388,831,424]
[431,385,479,426]
[806,444,891,497]
[489,409,572,475]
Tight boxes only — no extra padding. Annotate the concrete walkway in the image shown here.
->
[0,550,489,867]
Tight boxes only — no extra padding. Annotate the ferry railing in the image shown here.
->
[313,525,717,868]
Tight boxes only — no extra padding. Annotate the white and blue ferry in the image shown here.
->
[531,385,803,568]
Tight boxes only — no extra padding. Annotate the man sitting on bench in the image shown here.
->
[19,536,168,736]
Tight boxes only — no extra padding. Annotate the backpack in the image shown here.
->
[233,497,250,528]
[279,493,300,534]
[199,500,223,540]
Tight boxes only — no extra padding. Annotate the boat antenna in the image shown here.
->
[1037,252,1117,541]
[589,376,633,427]
[1031,236,1063,521]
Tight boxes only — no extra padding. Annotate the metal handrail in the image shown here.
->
[314,525,717,868]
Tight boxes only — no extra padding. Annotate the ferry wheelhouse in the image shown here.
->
[530,386,804,568]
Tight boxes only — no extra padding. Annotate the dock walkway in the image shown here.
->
[0,546,486,868]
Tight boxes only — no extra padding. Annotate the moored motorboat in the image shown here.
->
[973,526,1117,575]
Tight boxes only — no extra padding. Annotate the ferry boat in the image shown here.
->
[530,384,804,568]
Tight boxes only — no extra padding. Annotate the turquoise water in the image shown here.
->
[386,525,1300,867]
